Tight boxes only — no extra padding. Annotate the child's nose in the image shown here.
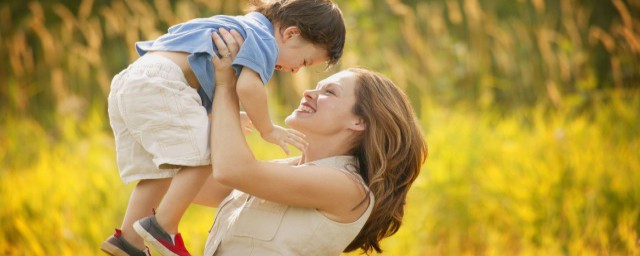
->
[291,67,301,73]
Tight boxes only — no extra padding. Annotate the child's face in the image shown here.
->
[275,28,328,73]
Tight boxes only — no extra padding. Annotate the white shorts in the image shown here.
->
[108,54,210,183]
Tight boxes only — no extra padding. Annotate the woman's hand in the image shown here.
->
[211,28,244,90]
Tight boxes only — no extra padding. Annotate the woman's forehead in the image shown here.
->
[317,70,356,88]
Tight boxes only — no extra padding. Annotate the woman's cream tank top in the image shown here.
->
[204,156,374,256]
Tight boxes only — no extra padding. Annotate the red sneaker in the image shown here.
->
[133,215,190,256]
[100,229,152,256]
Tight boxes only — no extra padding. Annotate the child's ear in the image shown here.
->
[281,26,301,42]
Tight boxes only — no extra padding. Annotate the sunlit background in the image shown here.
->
[1,0,639,255]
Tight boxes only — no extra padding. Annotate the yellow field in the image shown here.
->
[2,94,638,255]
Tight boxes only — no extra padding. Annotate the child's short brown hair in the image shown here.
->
[249,0,346,67]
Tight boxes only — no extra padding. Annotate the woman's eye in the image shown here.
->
[325,90,335,95]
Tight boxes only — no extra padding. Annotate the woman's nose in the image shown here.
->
[291,67,301,74]
[303,89,315,99]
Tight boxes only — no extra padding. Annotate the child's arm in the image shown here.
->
[235,69,307,154]
[235,70,272,135]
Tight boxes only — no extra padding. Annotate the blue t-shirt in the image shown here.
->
[135,12,278,112]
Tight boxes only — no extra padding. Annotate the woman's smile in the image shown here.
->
[296,102,316,113]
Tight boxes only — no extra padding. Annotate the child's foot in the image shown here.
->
[100,229,151,256]
[133,215,191,256]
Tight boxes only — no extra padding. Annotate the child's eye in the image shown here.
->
[325,89,335,95]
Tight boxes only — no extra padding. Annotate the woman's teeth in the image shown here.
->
[298,105,315,113]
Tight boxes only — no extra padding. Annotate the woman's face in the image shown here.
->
[285,70,362,136]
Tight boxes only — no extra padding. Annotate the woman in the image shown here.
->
[199,29,427,255]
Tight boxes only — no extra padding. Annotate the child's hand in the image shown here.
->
[239,111,253,134]
[261,125,308,155]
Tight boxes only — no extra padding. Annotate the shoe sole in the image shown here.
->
[100,241,131,256]
[133,221,180,256]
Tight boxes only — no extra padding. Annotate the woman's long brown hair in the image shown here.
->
[344,68,428,254]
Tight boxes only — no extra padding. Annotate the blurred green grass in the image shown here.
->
[1,0,639,255]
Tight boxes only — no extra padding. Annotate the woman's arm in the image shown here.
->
[191,173,232,208]
[210,30,367,222]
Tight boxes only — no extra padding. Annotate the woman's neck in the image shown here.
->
[298,135,354,164]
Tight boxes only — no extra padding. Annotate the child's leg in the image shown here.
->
[154,165,211,233]
[121,178,172,248]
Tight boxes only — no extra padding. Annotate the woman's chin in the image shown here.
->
[284,114,299,127]
[285,114,308,131]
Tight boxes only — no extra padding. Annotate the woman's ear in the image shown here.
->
[280,26,301,43]
[349,118,366,132]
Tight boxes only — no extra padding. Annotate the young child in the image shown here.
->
[100,0,345,255]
